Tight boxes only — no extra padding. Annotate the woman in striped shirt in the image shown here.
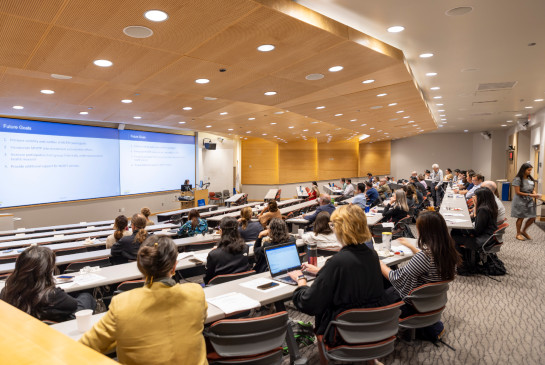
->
[380,211,461,317]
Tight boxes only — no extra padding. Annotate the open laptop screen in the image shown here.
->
[265,244,301,276]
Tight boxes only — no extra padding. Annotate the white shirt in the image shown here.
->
[343,183,355,197]
[465,183,481,199]
[302,232,342,249]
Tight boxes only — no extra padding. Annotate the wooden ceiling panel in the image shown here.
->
[26,26,181,85]
[0,14,50,68]
[80,86,178,112]
[55,0,259,54]
[0,0,65,23]
[272,40,397,87]
[188,5,344,75]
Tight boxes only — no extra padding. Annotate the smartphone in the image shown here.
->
[189,258,203,264]
[257,282,279,290]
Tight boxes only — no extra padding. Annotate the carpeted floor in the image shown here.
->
[280,201,545,364]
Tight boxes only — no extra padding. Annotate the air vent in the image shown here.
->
[472,100,497,106]
[477,81,517,91]
[469,112,493,116]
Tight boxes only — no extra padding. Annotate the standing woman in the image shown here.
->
[1,246,95,322]
[511,163,541,240]
[80,236,208,365]
[204,217,251,285]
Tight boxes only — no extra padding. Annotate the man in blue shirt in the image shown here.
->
[365,181,379,207]
[303,194,335,224]
[352,183,367,209]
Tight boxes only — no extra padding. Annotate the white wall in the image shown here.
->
[196,132,238,196]
[472,133,493,180]
[517,130,531,166]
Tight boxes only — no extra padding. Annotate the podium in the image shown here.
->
[179,189,209,209]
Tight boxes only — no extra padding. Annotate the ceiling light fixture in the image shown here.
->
[51,74,72,79]
[350,119,357,122]
[121,99,132,103]
[464,129,469,132]
[377,93,387,97]
[228,128,234,131]
[534,99,544,102]
[40,89,55,94]
[144,10,168,22]
[264,91,277,96]
[396,110,404,113]
[248,117,255,120]
[79,111,88,115]
[430,87,440,90]
[306,73,324,80]
[328,66,343,72]
[195,78,210,84]
[206,125,212,128]
[362,79,375,84]
[203,96,217,101]
[436,103,444,106]
[93,59,113,67]
[387,26,405,33]
[123,25,154,38]
[501,124,507,127]
[388,103,397,106]
[178,122,186,124]
[220,112,228,115]
[182,107,192,110]
[257,44,275,52]
[525,106,533,109]
[335,113,343,117]
[426,72,437,76]
[288,126,294,129]
[419,53,434,58]
[270,122,277,125]
[433,96,442,99]
[316,106,325,109]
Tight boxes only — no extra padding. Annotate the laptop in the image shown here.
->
[264,243,315,285]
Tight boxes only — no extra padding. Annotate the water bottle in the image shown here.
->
[308,242,317,266]
[331,197,335,204]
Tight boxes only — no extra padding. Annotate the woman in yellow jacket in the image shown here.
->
[79,236,208,365]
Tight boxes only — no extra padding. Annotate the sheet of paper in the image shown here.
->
[382,222,395,228]
[442,213,464,217]
[239,277,287,292]
[445,218,470,223]
[177,252,208,263]
[73,273,106,286]
[206,292,261,314]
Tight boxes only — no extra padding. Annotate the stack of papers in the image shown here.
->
[207,292,261,314]
[445,218,470,223]
[177,252,208,263]
[442,213,464,217]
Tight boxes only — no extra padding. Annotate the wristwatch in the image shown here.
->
[297,274,306,282]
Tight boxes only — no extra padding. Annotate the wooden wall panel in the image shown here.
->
[359,140,391,176]
[279,139,317,184]
[317,139,359,181]
[241,138,278,184]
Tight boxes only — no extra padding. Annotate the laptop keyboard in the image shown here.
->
[277,275,296,284]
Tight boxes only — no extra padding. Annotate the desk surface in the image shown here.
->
[0,224,116,243]
[0,220,115,237]
[156,204,217,219]
[51,239,413,341]
[264,189,279,200]
[199,203,260,218]
[225,193,245,203]
[440,190,473,229]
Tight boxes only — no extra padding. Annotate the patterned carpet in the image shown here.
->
[280,201,545,364]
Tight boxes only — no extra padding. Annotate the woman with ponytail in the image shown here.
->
[204,216,251,285]
[237,206,263,242]
[80,236,207,365]
[110,213,151,265]
[105,215,130,249]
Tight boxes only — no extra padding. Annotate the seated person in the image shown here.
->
[377,178,392,200]
[204,217,251,285]
[105,215,130,249]
[341,178,355,198]
[382,189,410,224]
[302,212,341,250]
[481,180,506,223]
[406,184,423,208]
[80,236,208,365]
[365,181,380,207]
[237,206,263,242]
[351,183,367,209]
[308,181,320,200]
[111,213,150,264]
[178,209,208,237]
[257,200,282,227]
[339,177,347,190]
[451,188,498,274]
[253,218,296,273]
[1,246,96,322]
[424,169,431,179]
[457,171,475,194]
[380,212,461,317]
[418,174,429,192]
[303,195,335,224]
[444,168,453,181]
[410,171,418,180]
[141,207,154,226]
[288,205,387,346]
[367,172,373,183]
[453,169,461,183]
[409,178,426,199]
[465,173,484,199]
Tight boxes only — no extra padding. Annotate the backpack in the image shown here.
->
[282,320,315,355]
[481,253,507,276]
[415,321,445,344]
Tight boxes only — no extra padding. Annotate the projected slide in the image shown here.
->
[0,118,120,208]
[119,130,195,195]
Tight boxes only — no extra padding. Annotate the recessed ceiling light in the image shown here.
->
[446,6,473,16]
[441,118,447,121]
[433,96,442,99]
[195,78,210,84]
[464,129,469,132]
[51,74,72,79]
[377,93,387,97]
[328,66,343,72]
[426,72,437,77]
[40,89,54,94]
[262,133,267,136]
[506,120,513,123]
[264,91,277,96]
[430,87,440,90]
[144,10,168,22]
[133,116,142,119]
[370,127,375,130]
[270,122,277,125]
[203,96,217,101]
[387,26,405,33]
[219,112,228,115]
[93,59,113,67]
[178,121,186,124]
[396,110,404,113]
[388,103,397,106]
[121,99,132,103]
[535,99,544,102]
[316,106,326,109]
[370,105,383,110]
[257,44,275,52]
[335,128,341,130]
[288,126,294,129]
[311,121,319,124]
[274,111,284,114]
[350,119,357,122]
[442,121,448,124]
[501,124,507,127]
[335,113,343,117]
[525,106,533,109]
[306,73,324,80]
[228,128,234,131]
[182,107,192,110]
[515,114,522,117]
[438,109,445,112]
[205,125,212,128]
[123,25,154,38]
[315,132,321,134]
[419,53,434,58]
[360,123,367,126]
[79,111,88,115]
[362,79,375,84]
[408,121,415,123]
[439,114,446,117]
[248,117,255,120]
[246,131,252,134]
[436,103,444,106]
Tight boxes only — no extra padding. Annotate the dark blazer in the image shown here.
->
[305,203,336,224]
[474,207,497,246]
[383,204,409,224]
[292,244,387,345]
[111,230,152,264]
[253,235,297,273]
[238,221,263,242]
[204,243,251,284]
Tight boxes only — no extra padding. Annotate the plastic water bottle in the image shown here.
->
[308,243,317,266]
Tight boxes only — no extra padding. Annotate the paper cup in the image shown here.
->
[382,232,392,251]
[298,228,304,238]
[75,309,93,332]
